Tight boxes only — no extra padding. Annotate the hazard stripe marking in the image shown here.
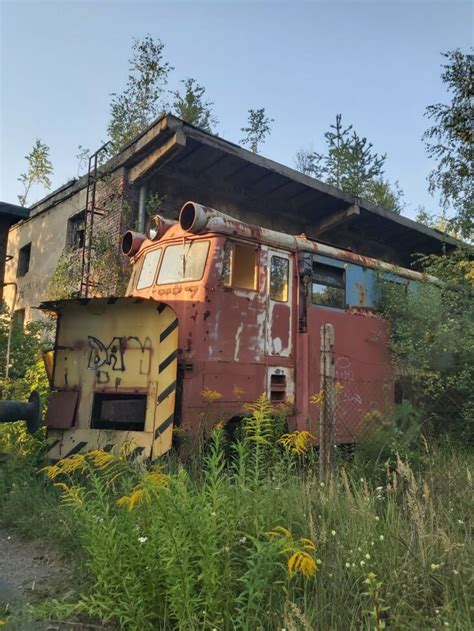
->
[157,381,177,404]
[160,318,178,342]
[154,415,174,439]
[63,441,88,458]
[157,303,166,314]
[159,349,178,373]
[47,439,60,453]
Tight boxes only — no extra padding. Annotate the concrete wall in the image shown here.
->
[4,187,87,321]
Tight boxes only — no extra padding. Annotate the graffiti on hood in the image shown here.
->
[88,336,126,372]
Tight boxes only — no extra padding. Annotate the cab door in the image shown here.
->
[265,249,293,357]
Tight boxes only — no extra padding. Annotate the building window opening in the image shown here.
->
[137,248,162,289]
[312,262,345,309]
[17,243,31,277]
[67,212,85,250]
[222,241,257,290]
[157,240,210,285]
[91,393,146,431]
[270,373,287,402]
[270,256,289,302]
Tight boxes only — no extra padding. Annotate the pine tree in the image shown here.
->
[171,78,217,132]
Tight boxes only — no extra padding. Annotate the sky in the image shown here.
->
[0,0,472,219]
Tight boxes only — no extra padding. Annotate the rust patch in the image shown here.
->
[355,282,368,306]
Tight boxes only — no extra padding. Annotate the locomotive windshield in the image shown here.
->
[157,240,210,284]
[134,240,210,289]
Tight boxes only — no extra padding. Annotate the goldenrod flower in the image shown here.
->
[117,488,145,511]
[87,450,117,470]
[117,466,169,511]
[57,454,87,475]
[310,391,325,406]
[267,525,318,579]
[41,463,61,480]
[232,385,244,400]
[201,387,223,403]
[277,431,314,455]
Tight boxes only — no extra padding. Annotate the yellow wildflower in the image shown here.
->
[277,431,314,455]
[267,525,318,579]
[117,488,145,511]
[41,463,61,480]
[232,385,244,400]
[57,454,87,475]
[310,390,325,406]
[201,388,223,403]
[87,450,117,470]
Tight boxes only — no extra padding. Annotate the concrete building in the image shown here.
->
[0,202,29,321]
[4,113,462,323]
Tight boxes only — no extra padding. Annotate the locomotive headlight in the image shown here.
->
[146,214,162,240]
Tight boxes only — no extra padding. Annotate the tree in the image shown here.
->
[423,49,473,239]
[17,139,53,207]
[240,108,274,153]
[294,114,407,212]
[364,178,405,214]
[295,114,387,198]
[171,78,217,132]
[108,35,172,151]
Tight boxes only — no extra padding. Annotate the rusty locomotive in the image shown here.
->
[21,202,437,460]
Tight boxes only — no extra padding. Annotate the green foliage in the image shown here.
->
[145,191,165,221]
[379,249,474,441]
[364,178,405,214]
[295,114,406,213]
[240,108,274,153]
[108,35,172,151]
[17,139,53,206]
[47,248,82,300]
[423,49,473,239]
[0,304,53,381]
[2,435,471,630]
[171,78,217,132]
[354,402,423,477]
[47,227,129,300]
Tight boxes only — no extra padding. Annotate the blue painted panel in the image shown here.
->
[313,254,414,309]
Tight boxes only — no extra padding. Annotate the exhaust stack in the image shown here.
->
[179,201,228,234]
[122,231,146,257]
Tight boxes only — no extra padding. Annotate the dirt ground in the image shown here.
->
[0,528,104,630]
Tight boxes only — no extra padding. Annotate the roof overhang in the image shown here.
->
[27,113,468,263]
[0,201,29,224]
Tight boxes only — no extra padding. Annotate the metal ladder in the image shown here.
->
[80,142,111,297]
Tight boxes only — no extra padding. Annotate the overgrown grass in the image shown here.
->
[0,403,472,630]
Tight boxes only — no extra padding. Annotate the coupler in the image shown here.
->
[0,390,42,434]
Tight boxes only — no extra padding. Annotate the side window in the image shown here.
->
[136,248,161,290]
[66,212,85,250]
[17,243,31,277]
[270,256,289,302]
[222,241,257,290]
[312,262,345,309]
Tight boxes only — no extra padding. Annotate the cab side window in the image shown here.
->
[270,256,289,302]
[312,262,345,309]
[222,241,258,290]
